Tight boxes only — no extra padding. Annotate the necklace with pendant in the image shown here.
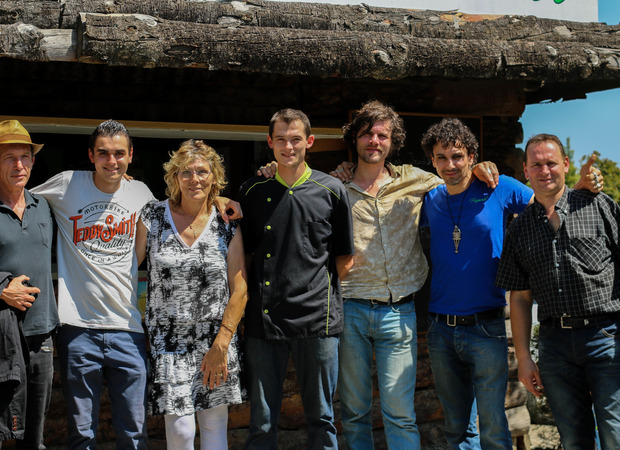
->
[446,189,468,254]
[179,207,207,241]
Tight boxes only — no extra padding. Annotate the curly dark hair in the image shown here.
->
[420,118,479,163]
[342,100,406,159]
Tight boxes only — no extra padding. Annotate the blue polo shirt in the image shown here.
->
[240,165,354,339]
[0,190,59,336]
[421,175,532,315]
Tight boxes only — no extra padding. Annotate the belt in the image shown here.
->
[430,307,505,327]
[541,313,620,329]
[351,293,415,306]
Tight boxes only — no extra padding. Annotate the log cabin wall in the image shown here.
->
[0,58,530,450]
[1,0,620,447]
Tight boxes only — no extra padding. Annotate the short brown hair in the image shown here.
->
[269,109,312,138]
[163,140,227,209]
[524,134,566,163]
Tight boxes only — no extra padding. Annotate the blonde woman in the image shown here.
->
[136,140,247,449]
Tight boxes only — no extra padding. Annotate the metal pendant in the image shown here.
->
[452,225,461,254]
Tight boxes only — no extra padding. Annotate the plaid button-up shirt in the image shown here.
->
[496,187,620,321]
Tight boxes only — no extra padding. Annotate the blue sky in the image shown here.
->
[520,0,620,165]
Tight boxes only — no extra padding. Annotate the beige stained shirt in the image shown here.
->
[341,163,442,302]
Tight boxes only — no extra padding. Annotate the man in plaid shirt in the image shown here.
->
[496,134,620,449]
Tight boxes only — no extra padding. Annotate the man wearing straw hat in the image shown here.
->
[0,120,59,449]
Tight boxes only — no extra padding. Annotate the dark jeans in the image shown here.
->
[57,326,147,450]
[245,336,339,450]
[539,320,620,449]
[16,334,54,450]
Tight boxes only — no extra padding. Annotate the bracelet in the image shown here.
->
[221,322,237,334]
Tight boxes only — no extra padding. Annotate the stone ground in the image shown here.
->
[529,424,563,450]
[8,425,563,449]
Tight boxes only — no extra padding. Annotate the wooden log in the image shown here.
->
[0,23,75,61]
[70,13,620,82]
[0,0,60,29]
[2,0,620,51]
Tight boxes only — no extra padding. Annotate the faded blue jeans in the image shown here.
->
[539,319,620,450]
[427,315,512,450]
[338,298,419,450]
[245,335,339,450]
[57,325,147,450]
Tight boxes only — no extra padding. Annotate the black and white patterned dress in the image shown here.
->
[141,200,245,416]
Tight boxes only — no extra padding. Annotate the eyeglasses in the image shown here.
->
[179,169,211,180]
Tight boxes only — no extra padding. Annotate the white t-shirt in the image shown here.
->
[32,171,155,332]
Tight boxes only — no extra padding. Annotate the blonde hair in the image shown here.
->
[163,140,227,208]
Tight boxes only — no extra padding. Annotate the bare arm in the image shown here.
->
[135,219,147,266]
[510,289,544,398]
[336,254,354,280]
[201,229,249,389]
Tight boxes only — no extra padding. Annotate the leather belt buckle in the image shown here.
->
[560,316,571,329]
[560,316,592,329]
[447,315,457,327]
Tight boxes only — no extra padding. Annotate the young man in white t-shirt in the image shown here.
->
[32,120,154,449]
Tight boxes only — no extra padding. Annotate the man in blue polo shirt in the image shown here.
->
[420,119,531,449]
[240,108,355,449]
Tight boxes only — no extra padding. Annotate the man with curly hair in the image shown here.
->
[420,118,532,449]
[420,119,603,449]
[333,105,499,449]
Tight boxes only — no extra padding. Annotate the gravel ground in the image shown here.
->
[529,424,562,450]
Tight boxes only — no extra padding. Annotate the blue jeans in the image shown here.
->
[57,326,147,450]
[245,335,339,450]
[13,334,54,450]
[338,298,419,450]
[538,320,620,450]
[427,316,512,450]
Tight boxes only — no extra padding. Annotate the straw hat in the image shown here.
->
[0,120,44,154]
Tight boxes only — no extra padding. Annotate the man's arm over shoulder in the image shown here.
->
[129,178,157,204]
[497,175,534,214]
[29,171,68,204]
[395,164,443,194]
